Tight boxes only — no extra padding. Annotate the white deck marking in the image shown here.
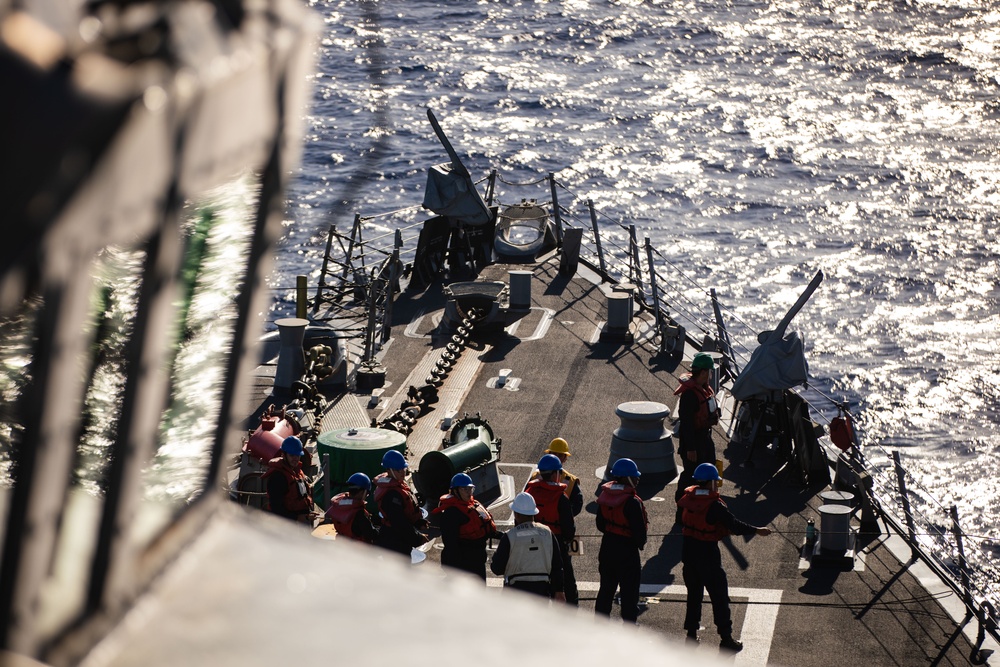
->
[485,579,781,664]
[505,307,555,341]
[403,308,442,339]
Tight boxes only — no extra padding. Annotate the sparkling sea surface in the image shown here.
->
[275,0,1000,585]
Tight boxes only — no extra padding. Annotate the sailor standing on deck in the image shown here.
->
[490,492,565,601]
[527,437,584,516]
[373,450,429,558]
[263,436,316,525]
[673,352,722,513]
[431,473,502,580]
[678,463,772,652]
[595,458,648,624]
[524,454,578,605]
[324,472,378,544]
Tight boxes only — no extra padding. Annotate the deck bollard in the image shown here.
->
[819,490,854,507]
[818,504,852,553]
[274,317,308,393]
[604,401,676,478]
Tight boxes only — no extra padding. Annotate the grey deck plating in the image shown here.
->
[359,256,988,666]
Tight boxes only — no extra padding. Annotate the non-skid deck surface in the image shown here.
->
[249,255,985,666]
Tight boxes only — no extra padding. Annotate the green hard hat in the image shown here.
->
[692,352,715,370]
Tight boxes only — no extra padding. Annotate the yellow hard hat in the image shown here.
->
[545,437,571,456]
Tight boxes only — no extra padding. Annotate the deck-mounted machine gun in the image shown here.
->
[413,414,503,508]
[730,270,829,486]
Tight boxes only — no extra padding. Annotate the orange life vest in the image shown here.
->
[373,473,422,527]
[262,457,313,514]
[677,485,730,542]
[674,379,718,430]
[528,468,580,501]
[596,481,648,538]
[432,493,497,540]
[325,492,373,543]
[525,479,567,535]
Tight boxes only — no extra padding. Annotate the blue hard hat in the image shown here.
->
[381,449,407,469]
[693,462,721,481]
[346,472,371,490]
[450,473,474,488]
[537,454,563,472]
[280,436,304,456]
[610,458,641,478]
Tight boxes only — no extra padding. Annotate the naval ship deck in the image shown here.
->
[246,253,992,667]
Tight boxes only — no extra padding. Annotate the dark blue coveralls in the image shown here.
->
[681,496,757,637]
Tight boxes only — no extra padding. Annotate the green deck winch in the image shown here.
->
[414,414,502,507]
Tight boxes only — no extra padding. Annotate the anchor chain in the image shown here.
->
[376,308,484,435]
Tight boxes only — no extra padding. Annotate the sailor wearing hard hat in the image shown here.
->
[678,463,772,651]
[526,437,584,516]
[595,458,649,624]
[490,492,566,601]
[263,436,316,525]
[373,449,429,557]
[323,472,378,544]
[431,473,502,580]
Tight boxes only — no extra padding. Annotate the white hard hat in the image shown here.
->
[510,492,538,516]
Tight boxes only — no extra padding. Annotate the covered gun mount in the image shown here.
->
[729,271,830,486]
[422,109,492,227]
[731,270,823,402]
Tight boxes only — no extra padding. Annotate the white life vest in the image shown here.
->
[505,522,554,584]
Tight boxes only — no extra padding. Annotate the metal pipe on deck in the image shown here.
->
[950,505,972,608]
[274,318,309,393]
[341,213,362,282]
[549,173,563,244]
[296,275,307,319]
[486,169,497,206]
[509,270,532,311]
[315,224,337,312]
[586,199,607,277]
[892,450,921,560]
[644,238,665,334]
[710,288,739,375]
[629,225,643,295]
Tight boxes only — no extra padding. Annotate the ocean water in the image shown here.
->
[277,0,999,588]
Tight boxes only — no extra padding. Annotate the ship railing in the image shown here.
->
[305,174,999,648]
[789,374,1000,649]
[860,443,999,655]
[499,170,999,651]
[302,207,426,363]
[540,174,751,366]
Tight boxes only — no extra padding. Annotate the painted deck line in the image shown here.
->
[505,306,555,341]
[484,579,781,665]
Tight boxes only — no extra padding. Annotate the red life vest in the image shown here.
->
[596,481,648,538]
[432,494,497,540]
[673,379,718,430]
[325,492,373,543]
[677,485,730,542]
[525,479,567,535]
[528,468,580,500]
[373,473,422,527]
[262,457,313,514]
